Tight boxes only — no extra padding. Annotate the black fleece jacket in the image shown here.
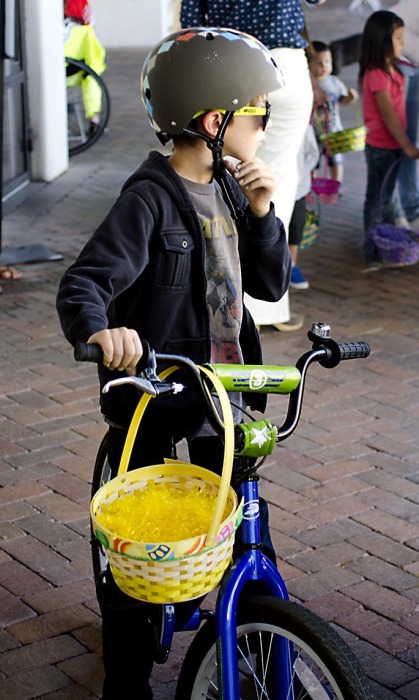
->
[56,151,291,426]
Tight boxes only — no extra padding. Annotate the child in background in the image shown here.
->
[359,10,419,264]
[64,0,106,131]
[309,40,358,184]
[389,0,419,230]
[289,124,320,289]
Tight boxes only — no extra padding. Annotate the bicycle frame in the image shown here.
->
[77,324,371,699]
[157,473,293,698]
[215,476,292,698]
[150,333,369,698]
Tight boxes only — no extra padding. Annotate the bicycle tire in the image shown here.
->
[175,595,374,700]
[66,57,111,156]
[90,432,112,581]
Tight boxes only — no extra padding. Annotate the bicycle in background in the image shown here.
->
[65,56,110,156]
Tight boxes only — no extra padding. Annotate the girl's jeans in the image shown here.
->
[397,63,419,221]
[363,144,403,263]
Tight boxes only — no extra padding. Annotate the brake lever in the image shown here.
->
[102,376,184,397]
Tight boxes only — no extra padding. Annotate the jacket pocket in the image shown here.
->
[153,232,195,288]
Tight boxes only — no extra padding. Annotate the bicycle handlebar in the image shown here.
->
[73,339,370,370]
[74,342,103,363]
[73,325,370,445]
[338,342,370,361]
[74,338,153,374]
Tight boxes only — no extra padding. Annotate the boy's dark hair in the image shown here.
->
[311,41,330,55]
[172,118,200,148]
[358,10,404,86]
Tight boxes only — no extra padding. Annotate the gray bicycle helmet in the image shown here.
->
[141,27,284,141]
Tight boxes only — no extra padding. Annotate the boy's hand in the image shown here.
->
[87,328,143,371]
[348,87,358,102]
[226,158,276,217]
[340,88,358,106]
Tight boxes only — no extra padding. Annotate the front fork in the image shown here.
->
[215,478,293,699]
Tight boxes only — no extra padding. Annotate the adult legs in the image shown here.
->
[397,65,419,222]
[245,48,313,327]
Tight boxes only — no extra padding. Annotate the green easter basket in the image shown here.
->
[319,102,366,156]
[301,190,321,249]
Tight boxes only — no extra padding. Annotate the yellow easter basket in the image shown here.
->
[318,102,366,156]
[90,365,242,604]
[320,123,366,156]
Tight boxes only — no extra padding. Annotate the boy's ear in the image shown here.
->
[201,110,224,138]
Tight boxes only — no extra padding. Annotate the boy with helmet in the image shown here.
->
[57,27,290,699]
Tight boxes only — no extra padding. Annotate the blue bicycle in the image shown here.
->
[77,322,374,700]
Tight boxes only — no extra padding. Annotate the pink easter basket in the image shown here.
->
[307,177,341,205]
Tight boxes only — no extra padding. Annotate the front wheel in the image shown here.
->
[90,432,112,582]
[175,596,374,700]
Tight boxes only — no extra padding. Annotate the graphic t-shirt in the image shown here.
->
[181,176,243,365]
[314,74,348,135]
[181,176,244,436]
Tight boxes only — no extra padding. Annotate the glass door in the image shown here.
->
[2,0,30,214]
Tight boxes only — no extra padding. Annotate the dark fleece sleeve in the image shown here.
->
[56,189,155,346]
[240,202,291,302]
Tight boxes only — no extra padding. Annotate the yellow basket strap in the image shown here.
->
[117,363,235,549]
[118,365,178,476]
[342,84,363,126]
[198,365,234,547]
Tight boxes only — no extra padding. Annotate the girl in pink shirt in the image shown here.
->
[359,10,419,264]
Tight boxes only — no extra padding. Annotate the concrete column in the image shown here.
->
[23,0,68,181]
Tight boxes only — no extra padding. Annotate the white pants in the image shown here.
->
[245,48,314,325]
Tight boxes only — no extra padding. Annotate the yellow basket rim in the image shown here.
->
[91,462,241,556]
[103,507,242,562]
[320,124,366,140]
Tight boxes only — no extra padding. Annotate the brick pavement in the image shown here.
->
[1,3,419,698]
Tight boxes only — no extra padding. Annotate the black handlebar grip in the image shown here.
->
[73,340,152,372]
[74,342,103,363]
[339,342,370,361]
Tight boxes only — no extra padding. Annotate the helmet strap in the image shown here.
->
[182,111,240,219]
[213,159,240,220]
[206,111,233,167]
[191,111,239,219]
[156,132,172,146]
[211,112,240,220]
